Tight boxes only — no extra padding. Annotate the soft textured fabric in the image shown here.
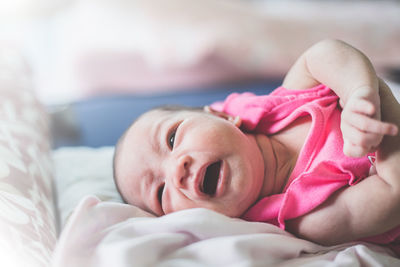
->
[52,195,400,266]
[213,84,400,253]
[0,45,57,267]
[53,146,122,227]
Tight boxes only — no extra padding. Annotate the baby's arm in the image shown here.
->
[282,39,398,157]
[286,80,400,245]
[282,39,400,244]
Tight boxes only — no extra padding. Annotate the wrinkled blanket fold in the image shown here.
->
[51,196,399,267]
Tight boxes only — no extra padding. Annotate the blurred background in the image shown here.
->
[1,0,399,146]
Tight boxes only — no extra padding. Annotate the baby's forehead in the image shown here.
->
[125,108,193,148]
[142,107,198,119]
[134,108,204,128]
[136,108,180,123]
[131,110,175,133]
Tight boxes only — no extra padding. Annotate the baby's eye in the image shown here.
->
[167,121,182,150]
[157,183,165,206]
[168,130,176,149]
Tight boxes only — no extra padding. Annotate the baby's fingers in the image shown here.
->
[341,122,383,149]
[343,140,369,158]
[350,98,376,116]
[343,113,398,136]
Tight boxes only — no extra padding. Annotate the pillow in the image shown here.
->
[0,46,57,267]
[52,146,122,227]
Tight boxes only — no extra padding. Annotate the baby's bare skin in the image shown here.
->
[283,40,400,245]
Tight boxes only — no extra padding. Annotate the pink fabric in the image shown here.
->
[213,84,400,253]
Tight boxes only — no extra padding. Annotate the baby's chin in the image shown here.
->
[220,208,249,218]
[209,201,253,218]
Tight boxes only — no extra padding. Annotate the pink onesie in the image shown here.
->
[213,84,400,255]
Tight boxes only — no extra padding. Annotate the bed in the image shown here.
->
[50,87,400,267]
[2,46,400,267]
[50,149,400,267]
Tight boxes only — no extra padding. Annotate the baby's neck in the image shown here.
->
[254,134,298,198]
[256,116,312,198]
[269,137,297,192]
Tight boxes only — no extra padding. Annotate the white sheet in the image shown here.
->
[51,195,400,267]
[53,146,121,226]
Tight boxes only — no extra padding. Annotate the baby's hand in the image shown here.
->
[340,86,398,157]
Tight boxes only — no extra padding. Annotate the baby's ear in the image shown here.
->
[203,106,242,128]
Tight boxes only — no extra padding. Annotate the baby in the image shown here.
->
[113,39,400,252]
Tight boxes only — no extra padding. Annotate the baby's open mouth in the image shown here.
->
[201,161,222,196]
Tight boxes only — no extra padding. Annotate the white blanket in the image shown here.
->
[51,195,399,267]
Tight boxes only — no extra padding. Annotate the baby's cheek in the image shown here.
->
[163,196,193,214]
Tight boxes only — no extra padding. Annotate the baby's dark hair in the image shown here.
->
[112,105,203,203]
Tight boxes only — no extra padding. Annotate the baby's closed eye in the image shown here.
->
[157,183,165,209]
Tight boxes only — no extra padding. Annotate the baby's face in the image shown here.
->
[116,109,265,217]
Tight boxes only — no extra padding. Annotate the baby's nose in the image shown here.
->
[168,154,192,189]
